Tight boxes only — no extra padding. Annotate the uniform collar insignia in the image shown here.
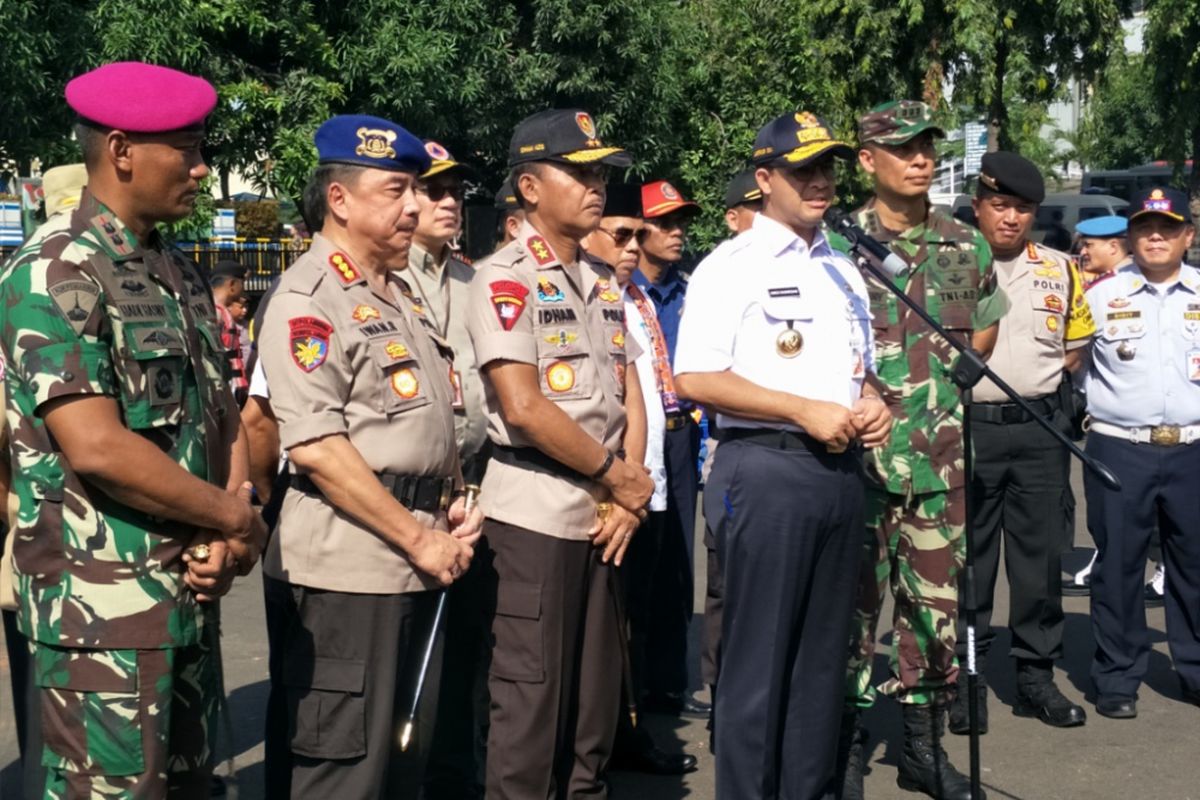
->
[328,251,363,285]
[526,234,557,267]
[1026,241,1039,261]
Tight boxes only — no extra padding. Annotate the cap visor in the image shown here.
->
[645,199,701,218]
[560,147,633,167]
[865,121,946,146]
[1130,208,1188,224]
[782,141,856,166]
[420,161,480,181]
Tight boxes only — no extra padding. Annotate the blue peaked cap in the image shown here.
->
[315,114,431,174]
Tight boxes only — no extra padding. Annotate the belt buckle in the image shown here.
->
[1150,425,1181,446]
[438,479,454,511]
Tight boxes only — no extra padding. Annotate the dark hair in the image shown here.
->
[510,163,544,210]
[74,122,110,167]
[303,163,368,228]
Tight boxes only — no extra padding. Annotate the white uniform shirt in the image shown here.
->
[674,213,874,432]
[623,284,668,511]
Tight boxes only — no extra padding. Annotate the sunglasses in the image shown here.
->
[783,160,837,183]
[649,213,691,231]
[417,182,466,202]
[597,226,647,247]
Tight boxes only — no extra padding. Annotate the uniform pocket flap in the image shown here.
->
[283,656,366,693]
[760,295,813,322]
[35,649,138,693]
[123,325,186,359]
[368,337,417,368]
[496,580,541,620]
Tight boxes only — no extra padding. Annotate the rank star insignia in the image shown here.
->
[352,304,381,323]
[329,252,361,284]
[527,235,555,266]
[289,316,334,372]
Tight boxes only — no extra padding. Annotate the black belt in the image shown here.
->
[290,473,455,513]
[665,412,691,432]
[491,445,624,483]
[723,427,840,452]
[970,394,1060,425]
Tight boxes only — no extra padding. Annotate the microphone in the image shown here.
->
[823,207,909,279]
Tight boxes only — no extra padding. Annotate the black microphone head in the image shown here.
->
[823,206,850,230]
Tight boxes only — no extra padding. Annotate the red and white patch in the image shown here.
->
[660,183,679,200]
[575,112,597,139]
[490,280,529,331]
[424,141,450,160]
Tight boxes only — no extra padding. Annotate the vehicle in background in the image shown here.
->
[952,192,1128,249]
[1083,161,1193,202]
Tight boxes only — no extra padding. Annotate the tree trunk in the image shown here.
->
[987,33,1010,152]
[923,39,944,110]
[220,168,231,201]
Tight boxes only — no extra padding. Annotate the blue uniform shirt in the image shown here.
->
[632,266,688,366]
[673,213,874,432]
[1084,262,1200,427]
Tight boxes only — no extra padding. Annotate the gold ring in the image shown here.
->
[188,543,211,562]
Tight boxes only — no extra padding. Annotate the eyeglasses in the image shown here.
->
[597,226,647,247]
[783,160,837,183]
[416,182,466,202]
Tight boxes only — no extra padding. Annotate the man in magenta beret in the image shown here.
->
[0,61,266,797]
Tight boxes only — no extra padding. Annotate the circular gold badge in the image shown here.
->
[391,368,420,399]
[547,361,576,392]
[776,328,803,358]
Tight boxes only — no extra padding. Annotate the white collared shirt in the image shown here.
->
[622,284,668,511]
[674,213,874,432]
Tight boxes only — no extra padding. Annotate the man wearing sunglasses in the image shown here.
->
[467,109,654,798]
[406,141,494,799]
[675,111,891,800]
[581,184,700,777]
[835,100,1007,800]
[632,179,710,720]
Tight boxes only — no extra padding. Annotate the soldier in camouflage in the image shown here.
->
[830,100,1008,800]
[0,63,266,798]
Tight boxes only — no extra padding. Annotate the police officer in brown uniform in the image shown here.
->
[467,109,654,799]
[949,152,1094,735]
[258,114,480,799]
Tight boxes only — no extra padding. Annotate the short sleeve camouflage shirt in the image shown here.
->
[830,200,1007,495]
[0,189,230,649]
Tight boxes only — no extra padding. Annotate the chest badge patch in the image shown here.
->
[385,341,410,360]
[490,280,529,331]
[1108,298,1130,309]
[289,316,334,372]
[1043,294,1065,313]
[352,304,381,323]
[391,368,420,399]
[595,278,621,304]
[544,330,578,348]
[776,327,803,358]
[546,361,576,393]
[537,276,565,303]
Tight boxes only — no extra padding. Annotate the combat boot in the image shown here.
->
[948,670,987,735]
[1013,659,1086,728]
[835,708,866,800]
[897,703,979,800]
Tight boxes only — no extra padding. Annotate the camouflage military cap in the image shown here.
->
[857,100,945,146]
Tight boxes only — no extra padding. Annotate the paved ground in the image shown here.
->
[3,461,1196,799]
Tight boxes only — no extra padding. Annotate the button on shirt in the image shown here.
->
[674,213,874,432]
[1085,263,1200,427]
[632,265,687,365]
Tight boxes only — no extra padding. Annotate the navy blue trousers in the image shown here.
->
[1085,433,1200,699]
[706,436,864,800]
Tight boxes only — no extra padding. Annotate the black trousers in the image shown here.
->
[1085,433,1200,699]
[705,436,864,800]
[482,522,621,800]
[263,577,442,800]
[700,521,724,691]
[3,608,47,799]
[955,414,1071,665]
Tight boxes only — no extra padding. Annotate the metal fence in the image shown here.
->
[177,238,309,293]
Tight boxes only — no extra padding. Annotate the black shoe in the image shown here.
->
[644,691,712,719]
[609,744,698,775]
[1180,679,1200,707]
[1014,676,1086,728]
[948,676,988,736]
[897,704,979,800]
[1095,695,1137,719]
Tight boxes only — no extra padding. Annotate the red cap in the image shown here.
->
[66,62,217,133]
[641,180,700,219]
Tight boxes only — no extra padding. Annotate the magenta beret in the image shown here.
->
[66,62,217,133]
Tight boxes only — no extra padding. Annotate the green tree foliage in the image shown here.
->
[1143,0,1200,215]
[1075,52,1163,170]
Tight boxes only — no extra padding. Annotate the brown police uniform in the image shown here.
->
[468,221,641,798]
[259,232,461,798]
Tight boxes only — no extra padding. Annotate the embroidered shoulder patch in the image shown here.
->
[289,316,334,372]
[490,280,529,331]
[48,279,100,336]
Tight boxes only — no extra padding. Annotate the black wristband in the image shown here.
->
[590,451,616,481]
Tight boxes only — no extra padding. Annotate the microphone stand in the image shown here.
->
[834,217,1121,800]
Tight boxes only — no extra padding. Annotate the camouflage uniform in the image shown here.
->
[0,189,230,797]
[832,199,1007,707]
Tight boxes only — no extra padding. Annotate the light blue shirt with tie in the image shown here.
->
[1084,262,1200,427]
